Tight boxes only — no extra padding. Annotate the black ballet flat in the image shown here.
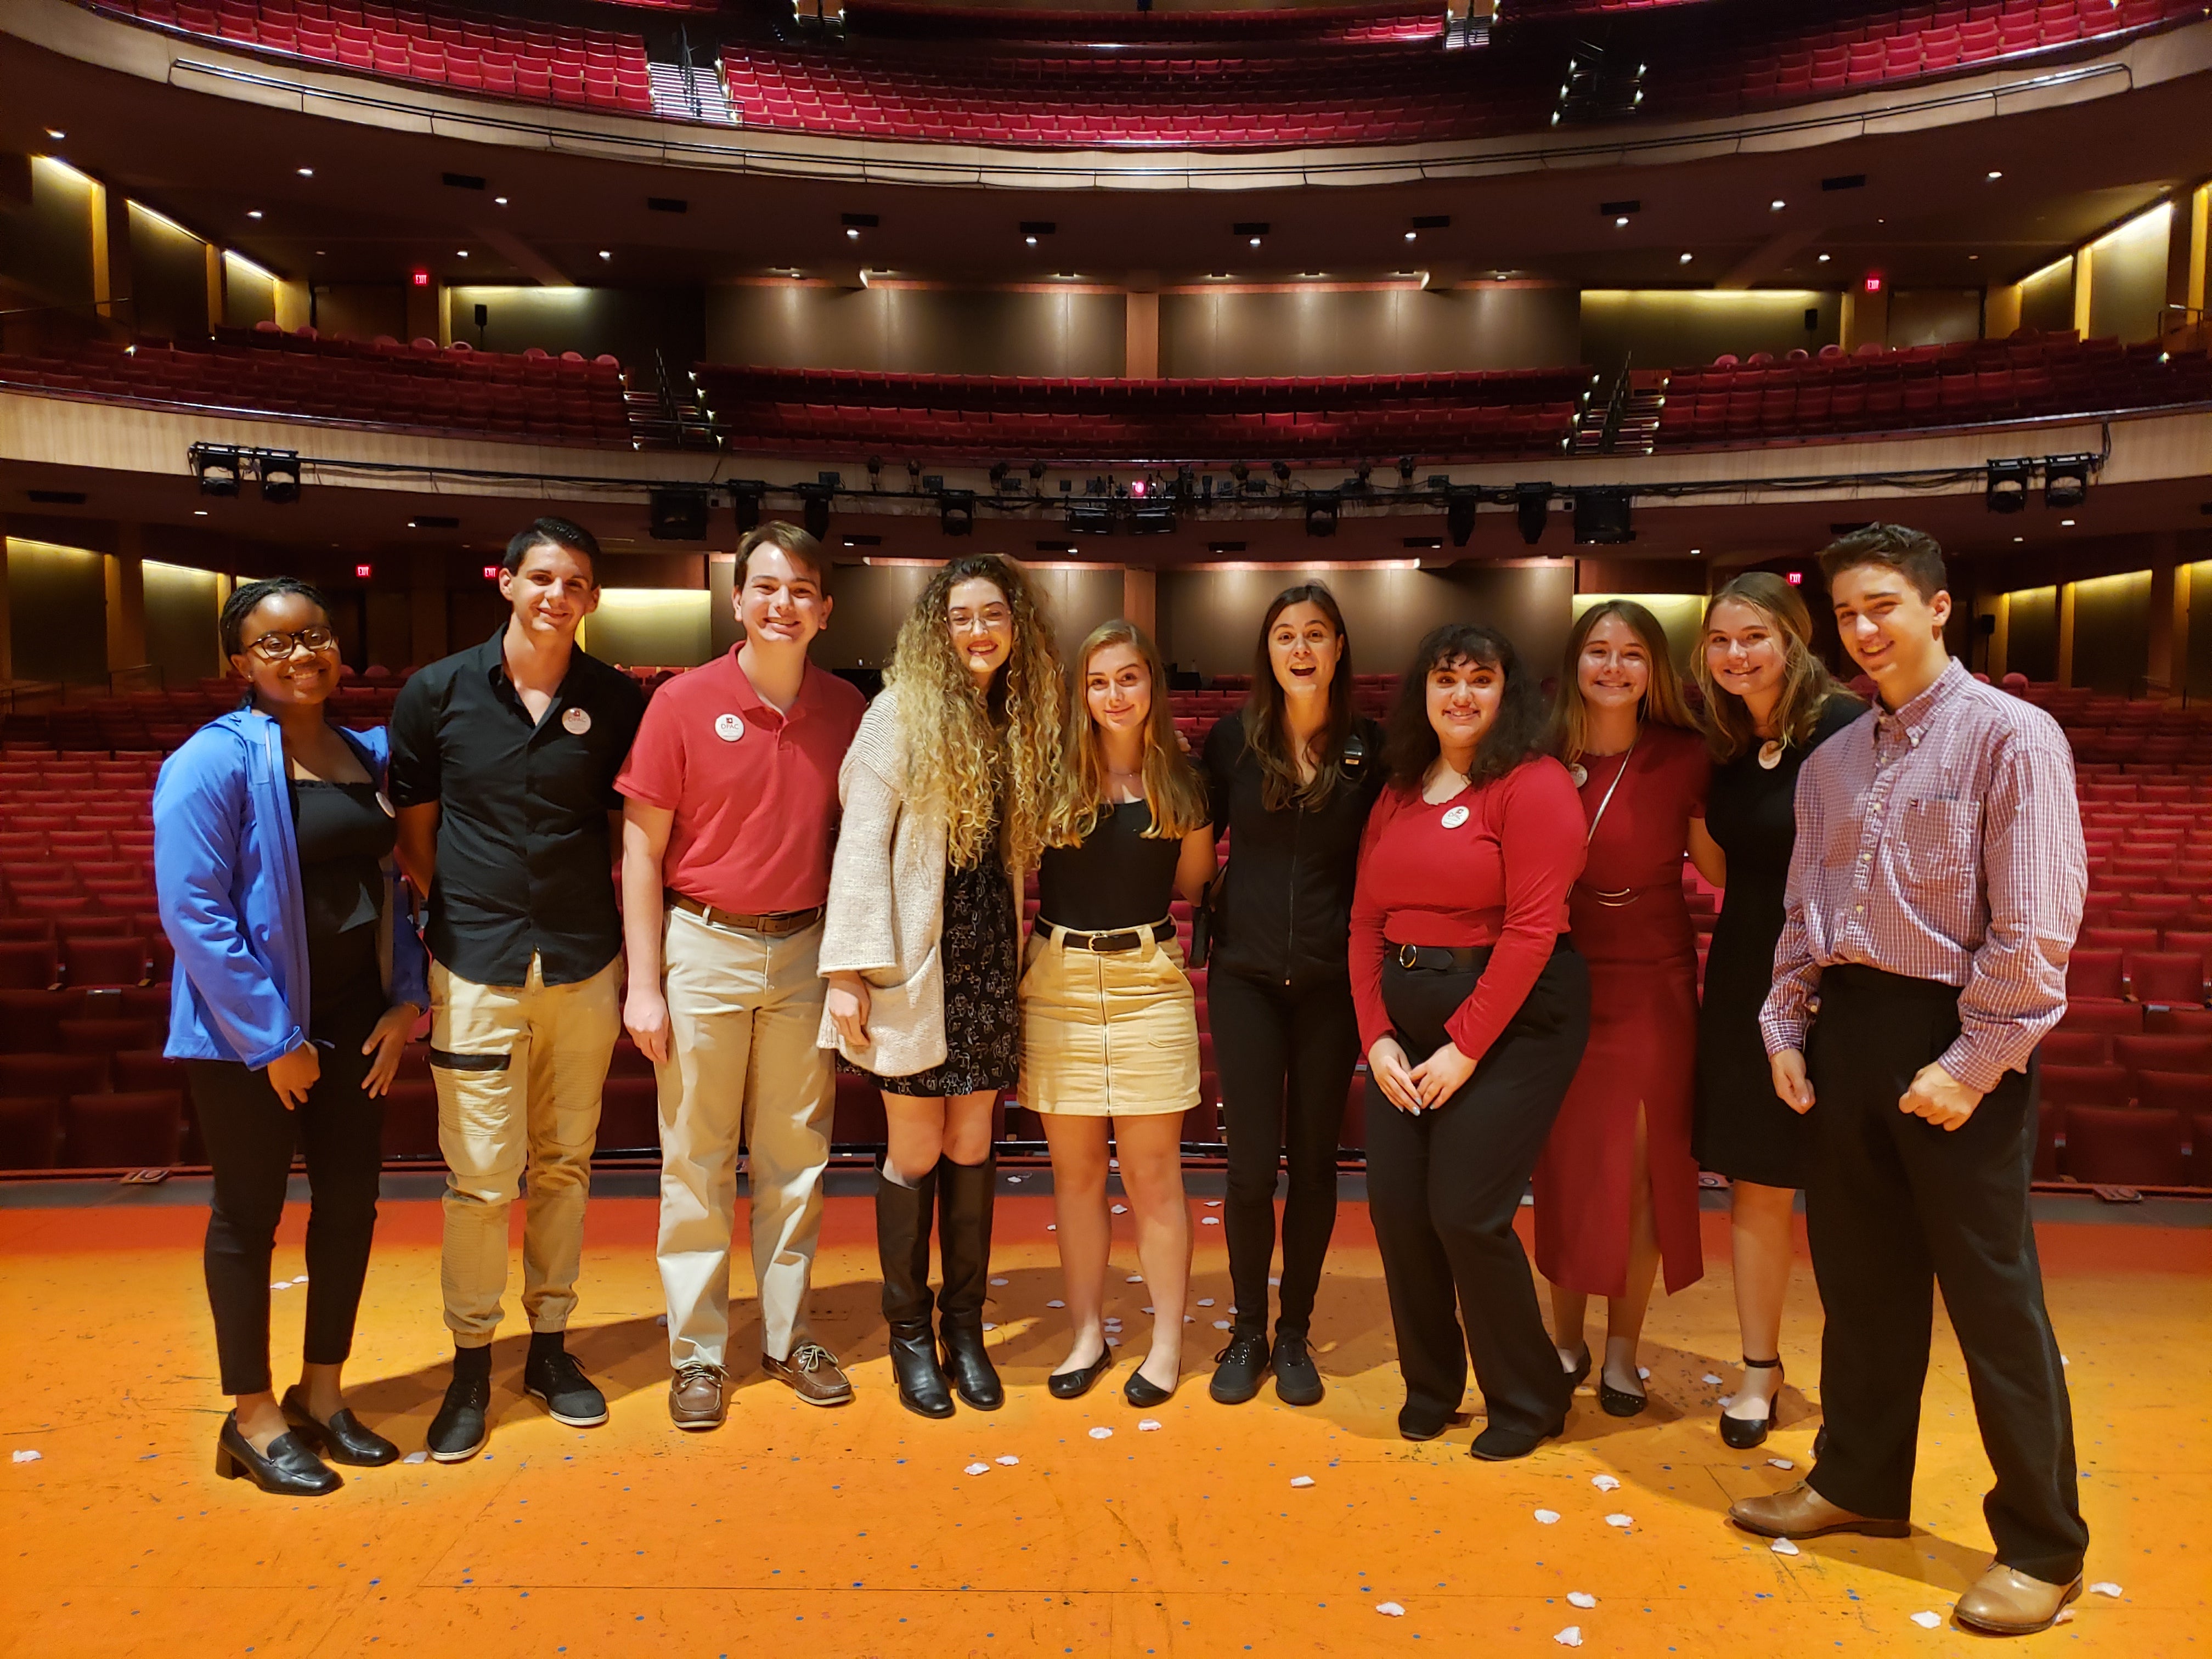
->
[1719,1357,1783,1451]
[1124,1368,1177,1408]
[1048,1352,1114,1401]
[1561,1346,1593,1391]
[215,1411,341,1497]
[1598,1368,1649,1418]
[281,1386,399,1467]
[1470,1418,1566,1462]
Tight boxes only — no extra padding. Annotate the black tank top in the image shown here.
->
[1037,799,1182,932]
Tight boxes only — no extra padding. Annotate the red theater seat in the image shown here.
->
[2036,1064,2131,1109]
[62,1089,187,1167]
[379,1080,442,1158]
[596,1076,659,1152]
[2064,950,2125,1002]
[0,1096,64,1169]
[2062,1105,2188,1187]
[0,941,60,991]
[833,1073,889,1145]
[2114,1034,2212,1079]
[2136,1070,2212,1114]
[2129,951,2208,1008]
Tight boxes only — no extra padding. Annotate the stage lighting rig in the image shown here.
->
[1305,492,1340,538]
[798,483,833,539]
[1272,461,1293,486]
[939,490,977,535]
[2044,455,2094,510]
[1446,488,1479,548]
[257,452,302,504]
[1515,481,1553,545]
[1398,455,1417,483]
[1985,459,2032,513]
[990,461,1014,492]
[1068,500,1116,535]
[1573,486,1634,545]
[867,455,883,490]
[190,443,244,497]
[649,487,710,540]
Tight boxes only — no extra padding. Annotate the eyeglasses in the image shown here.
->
[948,606,1012,633]
[244,625,338,662]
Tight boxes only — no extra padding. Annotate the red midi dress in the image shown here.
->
[1533,721,1709,1299]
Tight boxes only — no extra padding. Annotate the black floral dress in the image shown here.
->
[861,798,1020,1098]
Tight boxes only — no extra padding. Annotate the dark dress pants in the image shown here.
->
[1803,963,2087,1584]
[1211,968,1363,1340]
[1365,942,1590,1437]
[189,991,386,1397]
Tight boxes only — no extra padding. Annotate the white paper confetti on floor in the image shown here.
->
[989,1277,1008,1286]
[995,1455,1020,1466]
[1604,1513,1633,1528]
[1702,1373,1723,1384]
[1533,1509,1560,1525]
[1087,1426,1113,1440]
[1125,1274,1143,1283]
[12,1449,41,1464]
[1142,1306,1155,1314]
[656,1313,668,1326]
[1290,1475,1314,1488]
[1137,1419,1162,1432]
[1768,1457,1795,1470]
[1200,1217,1220,1225]
[1554,1626,1583,1647]
[1567,1592,1596,1609]
[964,1462,989,1476]
[1770,1538,1800,1556]
[1591,1474,1620,1491]
[1212,1320,1232,1330]
[402,1451,428,1464]
[1111,1204,1128,1214]
[1106,1337,1121,1347]
[1196,1298,1215,1306]
[2089,1582,2123,1598]
[1637,1366,1650,1380]
[1204,1199,1221,1207]
[1375,1602,1405,1617]
[1910,1611,1942,1629]
[1047,1300,1066,1308]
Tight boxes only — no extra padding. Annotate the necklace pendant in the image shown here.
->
[1567,762,1589,788]
[1757,740,1785,770]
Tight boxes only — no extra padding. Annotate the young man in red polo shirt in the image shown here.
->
[618,522,867,1427]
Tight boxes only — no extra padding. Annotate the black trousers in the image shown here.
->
[1365,941,1590,1436]
[1210,968,1363,1340]
[189,991,386,1397]
[1804,963,2087,1583]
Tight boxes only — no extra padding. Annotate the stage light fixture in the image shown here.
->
[906,459,922,490]
[1130,505,1177,536]
[190,444,242,498]
[800,485,832,540]
[1029,460,1047,482]
[258,451,302,504]
[1514,481,1552,546]
[2044,455,2093,510]
[1397,455,1416,482]
[990,461,1013,490]
[1353,461,1373,491]
[731,481,764,533]
[1572,486,1635,545]
[939,490,977,536]
[1446,488,1478,548]
[1985,459,2032,514]
[1304,493,1340,539]
[866,455,883,489]
[1068,500,1116,535]
[1231,461,1249,483]
[1272,461,1292,484]
[649,487,710,541]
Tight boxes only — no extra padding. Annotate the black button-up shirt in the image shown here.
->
[387,627,645,988]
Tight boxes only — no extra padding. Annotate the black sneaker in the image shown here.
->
[523,1339,609,1427]
[1271,1332,1324,1407]
[1209,1330,1271,1404]
[427,1373,490,1463]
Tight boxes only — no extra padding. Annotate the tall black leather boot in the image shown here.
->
[876,1160,953,1419]
[935,1154,1004,1410]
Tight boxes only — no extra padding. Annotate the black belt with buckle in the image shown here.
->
[1392,942,1487,972]
[667,893,825,937]
[1046,918,1176,954]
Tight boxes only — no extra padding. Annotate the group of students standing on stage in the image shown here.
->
[156,514,2090,1637]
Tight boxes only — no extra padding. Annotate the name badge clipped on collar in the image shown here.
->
[561,706,592,736]
[1440,804,1470,830]
[714,712,746,743]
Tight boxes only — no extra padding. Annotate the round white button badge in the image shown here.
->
[1441,805,1470,829]
[561,706,592,735]
[375,790,396,818]
[714,712,746,743]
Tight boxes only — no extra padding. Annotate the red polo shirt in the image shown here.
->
[616,650,866,913]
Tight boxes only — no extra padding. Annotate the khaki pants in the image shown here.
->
[656,907,835,1369]
[431,953,621,1345]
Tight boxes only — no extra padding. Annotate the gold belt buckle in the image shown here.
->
[1396,944,1420,969]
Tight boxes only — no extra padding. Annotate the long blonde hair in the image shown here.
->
[1552,599,1700,760]
[1694,572,1855,764]
[886,554,1066,874]
[1048,619,1209,845]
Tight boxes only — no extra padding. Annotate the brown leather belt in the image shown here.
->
[667,892,824,937]
[1040,918,1176,954]
[1393,943,1488,972]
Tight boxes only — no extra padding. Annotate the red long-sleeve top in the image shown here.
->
[1349,756,1586,1062]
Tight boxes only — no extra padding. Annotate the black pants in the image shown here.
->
[1365,941,1589,1437]
[1804,963,2086,1583]
[1210,969,1363,1340]
[189,992,386,1397]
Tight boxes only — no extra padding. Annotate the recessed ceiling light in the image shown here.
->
[1679,251,1693,263]
[1968,254,1979,261]
[1770,199,1786,211]
[194,509,207,516]
[1404,230,1417,241]
[2062,517,2076,526]
[1024,235,1037,246]
[845,227,860,239]
[297,166,314,177]
[247,210,263,219]
[1690,547,1702,555]
[456,249,468,257]
[1986,170,2003,180]
[599,250,612,259]
[1249,236,1261,247]
[1818,252,1831,262]
[494,195,509,205]
[1207,272,1229,280]
[2013,535,2025,543]
[44,128,64,140]
[1615,216,1629,227]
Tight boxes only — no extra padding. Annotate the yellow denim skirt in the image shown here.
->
[1017,924,1201,1118]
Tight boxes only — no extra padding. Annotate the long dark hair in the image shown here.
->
[1383,622,1549,790]
[1239,581,1357,811]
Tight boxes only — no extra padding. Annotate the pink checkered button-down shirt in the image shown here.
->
[1759,657,2086,1094]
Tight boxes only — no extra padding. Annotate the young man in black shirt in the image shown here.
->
[388,516,645,1462]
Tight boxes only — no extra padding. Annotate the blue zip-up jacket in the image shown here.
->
[155,708,429,1068]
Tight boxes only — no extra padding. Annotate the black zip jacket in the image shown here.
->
[1203,712,1387,986]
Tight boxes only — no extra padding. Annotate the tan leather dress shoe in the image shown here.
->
[668,1363,727,1431]
[1728,1480,1911,1540]
[763,1341,855,1407]
[1954,1565,2083,1635]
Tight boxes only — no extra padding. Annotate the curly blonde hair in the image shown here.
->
[886,554,1066,875]
[1048,619,1209,847]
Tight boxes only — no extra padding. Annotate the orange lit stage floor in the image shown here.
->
[0,1182,2205,1658]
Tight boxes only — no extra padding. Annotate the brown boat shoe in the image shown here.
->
[668,1362,727,1431]
[1727,1480,1911,1540]
[763,1341,854,1407]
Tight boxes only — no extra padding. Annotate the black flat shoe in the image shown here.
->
[1048,1352,1114,1401]
[215,1412,341,1496]
[1270,1333,1324,1407]
[1470,1418,1566,1462]
[1720,1357,1782,1451]
[1560,1346,1593,1391]
[1124,1367,1176,1408]
[281,1386,399,1467]
[1209,1329,1270,1405]
[1398,1409,1449,1443]
[1598,1364,1648,1418]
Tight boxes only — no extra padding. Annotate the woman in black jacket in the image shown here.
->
[1201,583,1386,1406]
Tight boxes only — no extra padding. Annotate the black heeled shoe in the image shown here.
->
[215,1411,341,1497]
[1598,1361,1648,1419]
[1124,1365,1177,1408]
[281,1386,399,1467]
[1048,1352,1114,1401]
[1560,1346,1593,1391]
[1720,1357,1784,1450]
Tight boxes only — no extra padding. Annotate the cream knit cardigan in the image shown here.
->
[816,684,1023,1079]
